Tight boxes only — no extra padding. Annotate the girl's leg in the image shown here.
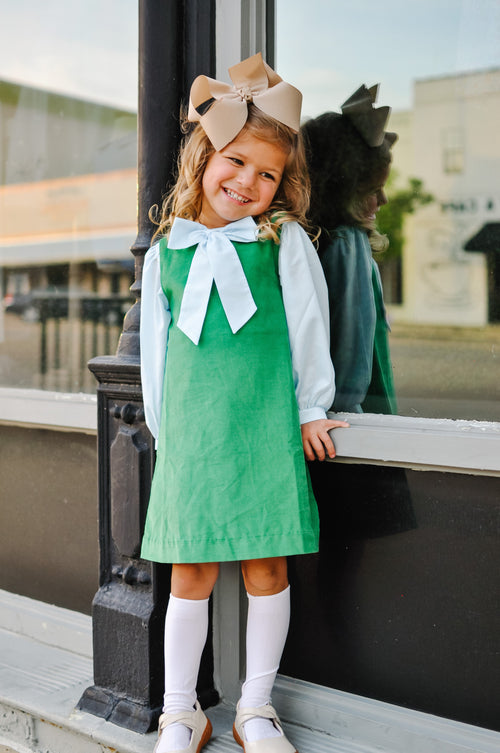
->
[158,562,219,753]
[239,557,290,742]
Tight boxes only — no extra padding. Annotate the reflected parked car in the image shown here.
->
[3,292,38,320]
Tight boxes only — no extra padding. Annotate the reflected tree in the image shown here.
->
[376,172,433,303]
[377,171,433,261]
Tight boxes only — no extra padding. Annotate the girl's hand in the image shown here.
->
[301,418,349,461]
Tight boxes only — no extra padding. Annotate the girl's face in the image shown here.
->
[199,130,288,228]
[358,164,390,222]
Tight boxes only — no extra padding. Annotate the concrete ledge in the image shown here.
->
[274,676,500,753]
[0,589,92,658]
[1,591,499,753]
[0,591,375,753]
[0,389,97,434]
[328,411,500,475]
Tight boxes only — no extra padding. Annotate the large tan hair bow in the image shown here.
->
[188,52,302,151]
[341,84,397,148]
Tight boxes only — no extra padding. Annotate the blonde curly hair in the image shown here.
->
[150,104,311,243]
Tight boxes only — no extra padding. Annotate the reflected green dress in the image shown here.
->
[140,236,319,564]
[320,226,397,415]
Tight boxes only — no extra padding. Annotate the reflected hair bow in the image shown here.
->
[188,52,303,151]
[341,84,397,148]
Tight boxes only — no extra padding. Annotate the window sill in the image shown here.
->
[329,411,500,476]
[0,389,499,474]
[0,387,97,434]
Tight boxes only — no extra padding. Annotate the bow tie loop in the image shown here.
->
[168,218,258,345]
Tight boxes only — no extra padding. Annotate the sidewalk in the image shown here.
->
[0,591,356,753]
[2,589,500,753]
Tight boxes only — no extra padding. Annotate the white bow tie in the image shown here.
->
[168,217,258,345]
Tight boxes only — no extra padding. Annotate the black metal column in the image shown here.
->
[78,0,216,733]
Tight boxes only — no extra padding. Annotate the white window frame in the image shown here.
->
[0,388,97,434]
[1,388,499,478]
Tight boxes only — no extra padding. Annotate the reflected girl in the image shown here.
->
[302,85,397,414]
[299,85,416,540]
[282,89,417,693]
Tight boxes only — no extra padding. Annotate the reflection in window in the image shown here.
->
[276,1,500,422]
[0,2,137,394]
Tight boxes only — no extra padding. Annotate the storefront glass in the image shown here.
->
[277,0,500,421]
[0,0,138,392]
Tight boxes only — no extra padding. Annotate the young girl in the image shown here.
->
[302,84,398,414]
[140,53,347,753]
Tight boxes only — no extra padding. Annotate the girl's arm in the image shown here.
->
[140,243,172,444]
[320,227,376,412]
[278,222,348,460]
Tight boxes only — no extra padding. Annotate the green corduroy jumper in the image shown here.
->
[141,235,319,564]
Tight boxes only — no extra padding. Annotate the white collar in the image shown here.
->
[168,217,258,345]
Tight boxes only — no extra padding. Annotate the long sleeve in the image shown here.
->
[140,243,172,442]
[278,221,335,424]
[320,227,375,413]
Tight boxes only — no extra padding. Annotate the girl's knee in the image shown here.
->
[241,557,288,596]
[171,562,219,599]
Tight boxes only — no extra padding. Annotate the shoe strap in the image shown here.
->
[237,703,282,727]
[158,701,201,732]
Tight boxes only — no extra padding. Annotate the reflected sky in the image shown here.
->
[276,0,500,115]
[0,0,137,109]
[0,1,499,114]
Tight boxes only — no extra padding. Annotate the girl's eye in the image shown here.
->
[261,172,276,181]
[229,157,244,165]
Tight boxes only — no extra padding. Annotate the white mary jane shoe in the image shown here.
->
[233,702,297,753]
[153,700,213,753]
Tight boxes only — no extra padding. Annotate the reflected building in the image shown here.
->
[388,67,500,327]
[0,79,138,391]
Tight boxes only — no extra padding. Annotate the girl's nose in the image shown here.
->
[378,189,388,207]
[237,166,256,188]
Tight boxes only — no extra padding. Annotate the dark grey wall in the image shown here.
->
[284,462,500,733]
[0,424,98,614]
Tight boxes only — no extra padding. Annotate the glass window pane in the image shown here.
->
[276,0,500,422]
[285,463,500,731]
[0,0,138,393]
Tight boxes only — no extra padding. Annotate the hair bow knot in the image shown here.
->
[341,84,395,148]
[237,85,253,102]
[188,52,302,151]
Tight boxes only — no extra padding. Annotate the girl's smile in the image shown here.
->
[199,130,288,228]
[223,187,250,204]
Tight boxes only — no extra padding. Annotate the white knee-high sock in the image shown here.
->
[240,586,291,742]
[158,594,209,753]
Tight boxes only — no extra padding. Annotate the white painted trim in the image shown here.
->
[1,388,500,474]
[0,589,92,658]
[273,675,500,753]
[215,0,269,80]
[328,411,500,475]
[0,388,97,434]
[216,0,242,79]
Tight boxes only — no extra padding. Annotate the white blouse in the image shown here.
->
[140,218,335,442]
